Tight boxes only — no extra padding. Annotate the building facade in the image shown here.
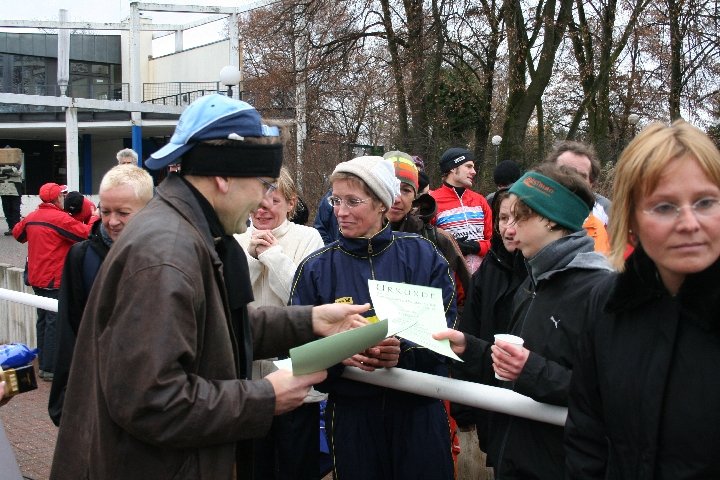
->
[0,27,233,194]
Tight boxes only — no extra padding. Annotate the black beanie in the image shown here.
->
[418,171,430,192]
[493,160,522,186]
[439,147,474,174]
[64,191,85,215]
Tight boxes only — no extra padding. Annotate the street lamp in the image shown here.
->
[628,113,640,136]
[491,135,502,164]
[219,65,242,99]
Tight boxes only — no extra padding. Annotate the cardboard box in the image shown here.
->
[0,149,23,166]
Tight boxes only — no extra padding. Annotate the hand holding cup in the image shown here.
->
[491,334,528,382]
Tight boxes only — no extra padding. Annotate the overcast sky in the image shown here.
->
[0,0,258,55]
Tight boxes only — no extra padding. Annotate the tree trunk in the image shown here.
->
[668,0,683,120]
[379,0,411,147]
[500,0,573,161]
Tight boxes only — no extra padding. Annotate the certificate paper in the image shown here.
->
[368,280,462,361]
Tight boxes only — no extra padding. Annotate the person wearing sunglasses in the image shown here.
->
[290,155,457,480]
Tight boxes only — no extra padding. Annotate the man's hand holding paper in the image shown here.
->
[266,369,327,415]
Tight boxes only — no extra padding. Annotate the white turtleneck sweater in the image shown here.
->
[234,219,324,308]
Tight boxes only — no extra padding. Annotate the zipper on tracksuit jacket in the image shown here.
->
[367,238,376,279]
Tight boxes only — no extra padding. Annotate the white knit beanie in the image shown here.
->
[332,156,401,209]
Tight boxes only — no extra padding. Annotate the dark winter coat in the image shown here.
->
[565,247,720,479]
[453,232,613,479]
[452,245,527,449]
[49,220,110,426]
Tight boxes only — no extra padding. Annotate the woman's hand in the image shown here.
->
[343,337,401,371]
[432,328,467,356]
[248,230,277,258]
[491,341,530,381]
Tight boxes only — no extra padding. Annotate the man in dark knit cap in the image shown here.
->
[486,159,522,205]
[51,94,370,480]
[430,147,493,274]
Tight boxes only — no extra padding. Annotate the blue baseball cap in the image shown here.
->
[146,94,280,170]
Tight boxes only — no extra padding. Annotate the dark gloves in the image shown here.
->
[456,236,480,255]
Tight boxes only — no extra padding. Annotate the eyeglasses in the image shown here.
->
[256,177,278,196]
[641,197,720,221]
[327,196,370,209]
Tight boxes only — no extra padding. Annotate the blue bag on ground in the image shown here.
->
[0,344,37,369]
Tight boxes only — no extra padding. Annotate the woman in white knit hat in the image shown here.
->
[290,156,457,479]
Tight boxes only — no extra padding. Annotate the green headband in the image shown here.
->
[509,172,590,232]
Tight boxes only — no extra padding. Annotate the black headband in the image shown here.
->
[180,142,283,178]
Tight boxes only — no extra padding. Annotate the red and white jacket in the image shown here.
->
[13,203,93,289]
[430,183,492,273]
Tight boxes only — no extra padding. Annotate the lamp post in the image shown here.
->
[219,65,242,99]
[491,135,502,164]
[628,113,640,136]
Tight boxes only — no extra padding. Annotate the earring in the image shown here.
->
[629,229,638,246]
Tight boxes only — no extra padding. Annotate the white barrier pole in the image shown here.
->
[342,366,567,426]
[0,288,58,312]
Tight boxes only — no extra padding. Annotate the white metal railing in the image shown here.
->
[342,367,567,426]
[0,287,567,426]
[0,288,58,312]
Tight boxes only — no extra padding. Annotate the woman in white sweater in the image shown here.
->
[234,167,325,479]
[235,167,324,308]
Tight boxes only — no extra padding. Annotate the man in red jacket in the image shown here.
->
[13,182,92,381]
[430,147,492,274]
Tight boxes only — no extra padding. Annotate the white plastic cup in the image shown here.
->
[493,334,524,381]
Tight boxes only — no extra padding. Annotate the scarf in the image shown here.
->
[99,223,114,248]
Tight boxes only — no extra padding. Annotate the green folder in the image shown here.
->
[289,319,389,375]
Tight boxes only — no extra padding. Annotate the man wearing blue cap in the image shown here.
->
[51,94,375,480]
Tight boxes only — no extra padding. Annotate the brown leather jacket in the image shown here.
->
[51,175,315,480]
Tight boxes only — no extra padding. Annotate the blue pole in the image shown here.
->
[132,124,143,167]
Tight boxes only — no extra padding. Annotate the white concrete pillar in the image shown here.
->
[57,9,70,96]
[65,107,79,191]
[174,29,183,53]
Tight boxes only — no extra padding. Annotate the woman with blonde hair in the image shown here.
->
[566,120,720,478]
[235,167,323,308]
